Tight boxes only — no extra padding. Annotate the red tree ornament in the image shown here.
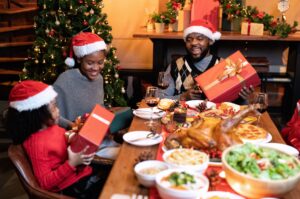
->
[83,20,88,26]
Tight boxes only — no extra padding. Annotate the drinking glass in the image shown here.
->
[144,86,160,127]
[157,71,169,90]
[253,92,268,126]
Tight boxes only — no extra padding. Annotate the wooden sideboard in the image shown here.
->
[133,30,300,120]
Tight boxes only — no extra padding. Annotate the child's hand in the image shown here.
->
[67,146,95,167]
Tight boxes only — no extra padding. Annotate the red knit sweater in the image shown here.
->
[23,125,92,192]
[281,100,300,151]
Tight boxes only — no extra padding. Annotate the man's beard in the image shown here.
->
[186,47,210,63]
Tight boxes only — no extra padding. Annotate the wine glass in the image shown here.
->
[157,71,169,90]
[145,86,160,127]
[157,71,169,99]
[253,92,268,126]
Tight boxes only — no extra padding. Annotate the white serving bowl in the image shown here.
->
[259,142,299,157]
[162,148,209,173]
[134,160,169,187]
[155,168,209,199]
[222,144,300,198]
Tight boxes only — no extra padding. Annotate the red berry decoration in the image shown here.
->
[82,20,88,26]
[49,29,55,36]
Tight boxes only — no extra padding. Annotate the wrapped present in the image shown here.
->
[241,22,264,36]
[195,51,261,103]
[191,0,220,30]
[70,104,115,154]
[109,107,133,134]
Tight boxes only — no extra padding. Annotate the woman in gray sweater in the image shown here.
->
[53,32,119,159]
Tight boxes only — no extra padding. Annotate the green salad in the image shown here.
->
[226,143,300,180]
[168,171,196,186]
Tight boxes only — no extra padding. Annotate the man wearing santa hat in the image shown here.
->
[161,19,253,101]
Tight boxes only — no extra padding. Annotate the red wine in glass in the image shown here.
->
[146,97,159,107]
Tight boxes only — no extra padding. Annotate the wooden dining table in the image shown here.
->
[99,105,300,199]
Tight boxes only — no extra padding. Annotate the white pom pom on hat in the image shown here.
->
[65,32,107,67]
[183,20,221,43]
[64,57,75,67]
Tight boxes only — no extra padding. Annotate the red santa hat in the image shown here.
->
[183,20,221,43]
[9,80,57,112]
[65,32,107,67]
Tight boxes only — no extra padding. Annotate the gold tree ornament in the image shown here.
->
[34,46,40,53]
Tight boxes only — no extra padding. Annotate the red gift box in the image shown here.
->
[195,51,261,103]
[70,104,115,154]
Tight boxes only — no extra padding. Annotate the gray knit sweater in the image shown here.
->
[53,68,104,128]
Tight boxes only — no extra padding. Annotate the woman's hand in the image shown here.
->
[67,146,95,167]
[239,85,255,101]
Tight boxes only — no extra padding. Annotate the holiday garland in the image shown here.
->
[219,0,298,38]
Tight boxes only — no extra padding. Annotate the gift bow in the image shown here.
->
[203,58,248,91]
[217,58,247,81]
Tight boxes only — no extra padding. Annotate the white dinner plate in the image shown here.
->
[204,191,245,199]
[259,142,299,157]
[241,133,272,144]
[185,100,216,109]
[123,131,163,146]
[133,107,165,120]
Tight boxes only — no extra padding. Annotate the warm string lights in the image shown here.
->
[21,0,127,106]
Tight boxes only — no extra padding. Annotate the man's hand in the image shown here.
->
[180,87,203,101]
[239,85,255,101]
[67,146,95,167]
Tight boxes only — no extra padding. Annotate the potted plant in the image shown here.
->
[166,0,186,31]
[151,12,167,33]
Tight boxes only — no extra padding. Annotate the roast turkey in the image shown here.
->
[164,104,261,151]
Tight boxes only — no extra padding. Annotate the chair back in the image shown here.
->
[8,144,74,199]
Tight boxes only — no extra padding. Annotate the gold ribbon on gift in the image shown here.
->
[203,58,248,91]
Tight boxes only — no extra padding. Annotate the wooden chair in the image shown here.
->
[8,144,74,199]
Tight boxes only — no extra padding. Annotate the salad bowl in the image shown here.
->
[222,143,300,198]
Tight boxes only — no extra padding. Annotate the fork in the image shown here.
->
[128,132,160,142]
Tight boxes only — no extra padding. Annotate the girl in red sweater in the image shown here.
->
[6,80,104,198]
[281,100,300,152]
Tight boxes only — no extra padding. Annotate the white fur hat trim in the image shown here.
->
[73,41,106,58]
[183,26,221,42]
[10,86,57,111]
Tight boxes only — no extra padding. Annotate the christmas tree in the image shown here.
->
[21,0,127,107]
